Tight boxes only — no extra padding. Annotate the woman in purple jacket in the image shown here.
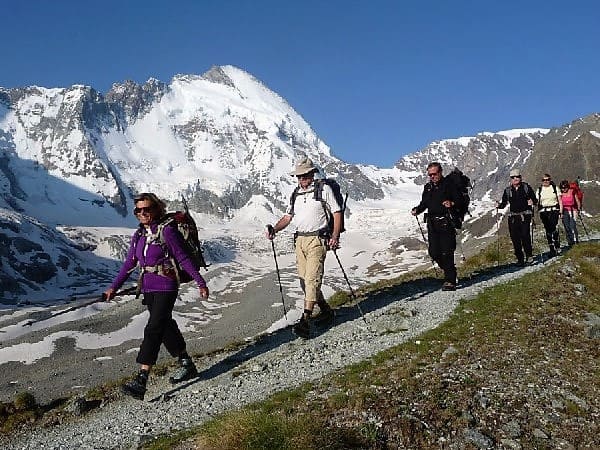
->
[104,193,209,400]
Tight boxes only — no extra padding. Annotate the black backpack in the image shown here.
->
[290,178,347,236]
[445,167,472,229]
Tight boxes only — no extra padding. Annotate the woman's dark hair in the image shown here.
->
[133,192,167,217]
[559,180,569,190]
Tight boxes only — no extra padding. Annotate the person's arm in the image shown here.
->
[163,227,208,298]
[267,215,292,239]
[411,186,428,215]
[528,183,538,206]
[105,233,139,300]
[496,188,508,209]
[575,193,582,211]
[558,192,563,216]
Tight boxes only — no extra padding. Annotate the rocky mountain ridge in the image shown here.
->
[1,66,598,302]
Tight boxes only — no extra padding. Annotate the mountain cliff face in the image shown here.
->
[395,129,549,201]
[0,65,598,302]
[523,113,600,212]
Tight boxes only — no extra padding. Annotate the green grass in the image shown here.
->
[144,238,600,449]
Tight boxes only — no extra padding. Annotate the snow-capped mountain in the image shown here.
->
[395,128,549,202]
[1,65,595,303]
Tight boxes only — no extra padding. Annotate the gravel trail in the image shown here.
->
[4,259,552,450]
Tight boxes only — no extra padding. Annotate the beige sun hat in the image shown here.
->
[509,168,521,177]
[291,157,316,176]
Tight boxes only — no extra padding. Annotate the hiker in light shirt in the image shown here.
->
[537,174,562,256]
[266,157,341,339]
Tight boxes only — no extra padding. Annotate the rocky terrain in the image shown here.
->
[4,242,598,449]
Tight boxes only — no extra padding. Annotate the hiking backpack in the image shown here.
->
[445,167,472,229]
[569,181,584,209]
[290,178,348,236]
[136,199,209,285]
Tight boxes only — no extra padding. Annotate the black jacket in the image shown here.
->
[414,176,463,217]
[498,182,537,213]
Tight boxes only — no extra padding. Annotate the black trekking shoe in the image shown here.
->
[516,259,525,267]
[121,371,148,400]
[169,357,199,384]
[293,317,310,339]
[441,282,456,291]
[313,306,335,328]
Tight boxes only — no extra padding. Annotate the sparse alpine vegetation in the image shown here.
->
[145,239,600,449]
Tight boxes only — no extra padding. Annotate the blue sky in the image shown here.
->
[2,0,599,167]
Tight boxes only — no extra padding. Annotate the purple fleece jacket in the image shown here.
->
[110,222,207,293]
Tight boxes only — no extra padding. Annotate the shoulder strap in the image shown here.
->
[313,179,325,202]
[289,186,300,214]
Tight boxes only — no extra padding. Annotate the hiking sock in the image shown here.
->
[303,309,313,320]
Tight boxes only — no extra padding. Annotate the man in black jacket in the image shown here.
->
[496,168,538,266]
[411,162,463,291]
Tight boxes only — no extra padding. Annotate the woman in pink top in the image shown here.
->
[559,180,581,245]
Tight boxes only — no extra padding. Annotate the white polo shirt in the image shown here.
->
[286,183,342,233]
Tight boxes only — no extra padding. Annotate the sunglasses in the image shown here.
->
[542,178,551,182]
[510,175,522,179]
[134,206,154,215]
[427,171,440,177]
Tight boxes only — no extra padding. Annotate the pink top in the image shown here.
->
[561,191,577,211]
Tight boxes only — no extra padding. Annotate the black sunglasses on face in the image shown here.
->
[134,206,154,215]
[427,171,440,177]
[542,178,551,182]
[510,176,521,179]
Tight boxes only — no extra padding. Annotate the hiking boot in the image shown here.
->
[121,370,148,400]
[525,255,533,265]
[441,282,456,291]
[549,247,557,257]
[169,357,198,384]
[313,305,335,327]
[293,317,310,339]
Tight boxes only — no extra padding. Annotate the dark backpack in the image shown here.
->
[290,178,347,236]
[445,167,471,229]
[155,210,209,283]
[136,200,209,286]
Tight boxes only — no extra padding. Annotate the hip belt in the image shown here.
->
[539,205,559,211]
[295,228,327,237]
[508,210,532,217]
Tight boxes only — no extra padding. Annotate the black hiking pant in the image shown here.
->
[508,213,533,263]
[539,209,560,250]
[137,291,186,366]
[427,215,457,284]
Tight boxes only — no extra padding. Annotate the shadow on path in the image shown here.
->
[148,247,582,402]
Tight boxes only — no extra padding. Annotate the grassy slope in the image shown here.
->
[145,235,600,449]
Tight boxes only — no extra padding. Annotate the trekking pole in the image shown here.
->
[495,208,501,266]
[415,215,439,275]
[332,249,367,324]
[23,286,137,327]
[577,212,590,240]
[266,225,288,320]
[531,215,544,264]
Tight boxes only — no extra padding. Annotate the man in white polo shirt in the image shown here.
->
[266,157,342,339]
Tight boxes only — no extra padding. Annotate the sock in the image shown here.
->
[303,309,312,320]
